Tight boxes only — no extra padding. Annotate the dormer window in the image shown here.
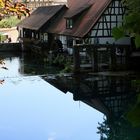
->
[65,4,91,29]
[66,19,73,29]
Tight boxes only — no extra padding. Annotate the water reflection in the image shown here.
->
[0,52,140,140]
[43,73,140,139]
[19,53,61,75]
[0,53,103,140]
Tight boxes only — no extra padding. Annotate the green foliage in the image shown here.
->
[60,62,73,73]
[126,80,140,127]
[123,13,140,35]
[98,115,140,140]
[135,35,140,48]
[112,27,125,40]
[112,0,140,48]
[52,54,65,66]
[0,16,21,28]
[51,53,73,73]
[122,0,140,13]
[0,34,6,42]
[127,94,140,127]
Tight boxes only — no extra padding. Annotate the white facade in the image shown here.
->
[89,0,130,45]
[58,0,130,50]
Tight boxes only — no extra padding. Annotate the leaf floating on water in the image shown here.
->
[0,79,4,84]
[1,66,8,70]
[0,60,5,65]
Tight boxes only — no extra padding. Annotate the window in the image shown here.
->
[66,19,73,29]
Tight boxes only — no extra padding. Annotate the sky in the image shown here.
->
[0,57,104,140]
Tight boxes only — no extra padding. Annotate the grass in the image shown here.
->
[0,16,21,28]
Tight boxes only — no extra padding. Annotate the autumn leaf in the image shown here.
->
[0,0,30,19]
[0,79,4,84]
[1,66,8,70]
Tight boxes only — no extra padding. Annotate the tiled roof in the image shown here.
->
[17,5,66,30]
[47,0,112,37]
[64,4,92,18]
[18,0,112,37]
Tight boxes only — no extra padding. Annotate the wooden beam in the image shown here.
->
[93,45,98,72]
[73,45,80,73]
[110,46,116,70]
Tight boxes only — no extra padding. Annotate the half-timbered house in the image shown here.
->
[17,0,131,71]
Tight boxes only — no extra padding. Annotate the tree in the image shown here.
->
[0,0,30,20]
[112,0,140,48]
[0,59,6,84]
[127,80,140,127]
[97,116,140,140]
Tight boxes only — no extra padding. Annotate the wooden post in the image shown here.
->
[48,33,55,50]
[90,46,94,71]
[110,46,116,71]
[93,45,98,72]
[73,75,81,101]
[125,45,130,70]
[73,45,80,73]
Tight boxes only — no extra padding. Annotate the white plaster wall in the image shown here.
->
[98,37,131,45]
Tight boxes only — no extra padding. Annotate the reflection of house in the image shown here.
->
[17,0,132,72]
[43,73,138,119]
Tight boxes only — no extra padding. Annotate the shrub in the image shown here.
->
[0,34,7,42]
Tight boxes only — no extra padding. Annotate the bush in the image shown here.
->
[0,16,21,28]
[0,34,7,42]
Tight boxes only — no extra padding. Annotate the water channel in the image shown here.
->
[0,52,140,140]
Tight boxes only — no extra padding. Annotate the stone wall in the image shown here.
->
[0,43,22,52]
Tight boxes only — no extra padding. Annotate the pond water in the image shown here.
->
[0,53,104,140]
[0,52,140,140]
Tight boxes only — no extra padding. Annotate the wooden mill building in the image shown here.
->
[17,0,133,72]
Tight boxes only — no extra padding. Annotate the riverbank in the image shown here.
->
[0,42,21,52]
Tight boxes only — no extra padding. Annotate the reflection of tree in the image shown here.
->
[126,80,140,127]
[97,94,140,140]
[97,116,140,140]
[42,72,140,139]
[20,53,61,75]
[0,59,5,84]
[97,116,110,140]
[127,94,140,127]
